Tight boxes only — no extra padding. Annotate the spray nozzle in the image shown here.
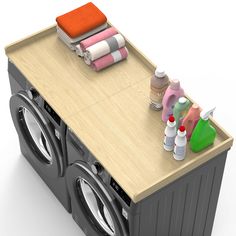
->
[200,107,216,120]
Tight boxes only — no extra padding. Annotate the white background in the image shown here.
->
[0,0,236,235]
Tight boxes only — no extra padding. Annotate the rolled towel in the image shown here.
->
[76,45,85,57]
[91,47,129,71]
[76,27,118,57]
[76,27,118,56]
[84,34,125,65]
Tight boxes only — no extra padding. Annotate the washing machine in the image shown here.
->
[8,60,71,212]
[66,125,228,236]
[66,128,142,236]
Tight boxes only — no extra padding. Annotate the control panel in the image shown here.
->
[44,101,61,125]
[110,177,131,206]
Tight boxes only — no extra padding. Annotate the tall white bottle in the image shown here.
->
[164,116,177,151]
[173,126,187,161]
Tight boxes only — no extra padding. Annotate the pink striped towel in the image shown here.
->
[91,47,128,71]
[76,27,118,56]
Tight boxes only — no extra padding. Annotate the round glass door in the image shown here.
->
[21,107,53,164]
[78,178,116,236]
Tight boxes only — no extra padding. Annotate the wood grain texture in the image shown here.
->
[6,26,151,119]
[5,25,233,203]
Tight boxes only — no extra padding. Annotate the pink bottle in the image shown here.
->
[182,104,201,140]
[162,80,184,122]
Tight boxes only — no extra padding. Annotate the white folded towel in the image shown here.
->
[57,30,77,51]
[56,24,107,44]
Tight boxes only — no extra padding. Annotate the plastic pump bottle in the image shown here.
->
[173,97,190,128]
[190,107,216,152]
[150,68,170,111]
[173,126,187,161]
[182,104,201,140]
[162,80,184,122]
[164,116,176,151]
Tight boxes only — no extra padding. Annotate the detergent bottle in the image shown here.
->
[173,97,190,128]
[150,68,170,111]
[182,104,201,140]
[190,107,216,152]
[162,80,184,122]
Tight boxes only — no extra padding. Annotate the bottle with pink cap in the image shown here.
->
[162,80,184,122]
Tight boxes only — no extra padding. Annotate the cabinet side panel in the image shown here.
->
[139,198,159,236]
[192,165,216,236]
[181,173,202,236]
[169,182,189,236]
[157,189,174,235]
[203,154,226,236]
[135,151,227,236]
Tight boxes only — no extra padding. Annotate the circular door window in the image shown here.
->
[20,107,53,164]
[78,178,116,236]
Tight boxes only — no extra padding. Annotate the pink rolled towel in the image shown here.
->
[91,47,128,71]
[76,27,118,56]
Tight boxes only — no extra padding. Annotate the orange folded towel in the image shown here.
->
[56,2,107,39]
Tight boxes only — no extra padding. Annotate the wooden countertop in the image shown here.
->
[5,25,233,203]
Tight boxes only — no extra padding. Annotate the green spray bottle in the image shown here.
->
[190,107,216,152]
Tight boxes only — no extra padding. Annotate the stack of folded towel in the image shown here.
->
[56,2,129,71]
[79,29,129,71]
[56,2,107,51]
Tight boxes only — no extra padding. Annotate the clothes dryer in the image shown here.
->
[8,60,71,212]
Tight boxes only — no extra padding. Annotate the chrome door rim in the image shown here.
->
[21,107,53,164]
[78,178,116,236]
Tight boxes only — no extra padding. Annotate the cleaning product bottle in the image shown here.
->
[190,107,216,152]
[164,116,177,151]
[150,67,170,111]
[173,97,190,128]
[162,80,184,122]
[182,104,201,140]
[173,126,187,161]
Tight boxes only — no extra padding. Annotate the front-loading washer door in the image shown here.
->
[66,162,128,236]
[10,92,63,178]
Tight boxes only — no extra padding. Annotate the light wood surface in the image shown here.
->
[5,25,233,203]
[6,25,151,118]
